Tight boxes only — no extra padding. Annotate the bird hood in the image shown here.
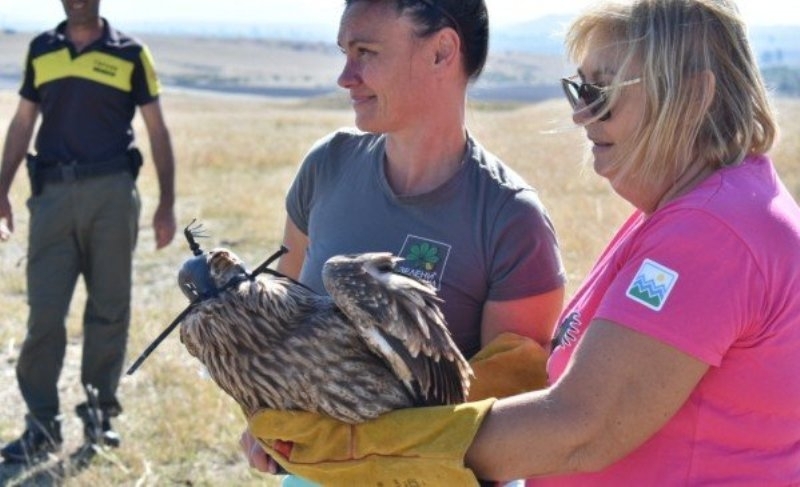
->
[178,255,219,301]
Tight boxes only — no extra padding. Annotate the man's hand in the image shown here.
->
[152,202,176,249]
[0,196,14,242]
[0,220,10,241]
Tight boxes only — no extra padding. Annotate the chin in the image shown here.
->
[593,158,613,178]
[353,117,384,134]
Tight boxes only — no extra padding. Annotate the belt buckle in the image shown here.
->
[60,161,77,183]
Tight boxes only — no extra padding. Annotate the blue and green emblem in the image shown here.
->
[626,259,678,311]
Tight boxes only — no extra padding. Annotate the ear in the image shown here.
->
[432,27,460,68]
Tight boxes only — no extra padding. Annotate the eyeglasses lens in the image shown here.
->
[561,79,610,121]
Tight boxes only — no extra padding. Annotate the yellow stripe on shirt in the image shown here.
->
[32,48,135,92]
[139,45,161,97]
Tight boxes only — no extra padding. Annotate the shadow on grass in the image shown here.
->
[0,443,100,486]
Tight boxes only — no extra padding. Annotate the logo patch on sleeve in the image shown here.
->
[625,259,678,311]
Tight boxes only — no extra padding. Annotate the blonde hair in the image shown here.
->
[565,0,778,188]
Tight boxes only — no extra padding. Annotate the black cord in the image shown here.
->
[126,243,306,375]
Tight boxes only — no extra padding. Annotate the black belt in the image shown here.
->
[38,154,132,184]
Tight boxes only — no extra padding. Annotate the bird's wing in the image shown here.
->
[323,256,472,405]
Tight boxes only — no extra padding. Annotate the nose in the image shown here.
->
[571,103,594,125]
[337,58,360,89]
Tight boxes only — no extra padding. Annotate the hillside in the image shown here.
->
[0,30,576,103]
[2,16,798,100]
[3,18,798,101]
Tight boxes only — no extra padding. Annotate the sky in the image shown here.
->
[0,0,798,31]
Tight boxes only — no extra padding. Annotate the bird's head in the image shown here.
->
[322,252,407,287]
[176,220,250,301]
[125,221,289,376]
[322,252,440,301]
[177,248,249,301]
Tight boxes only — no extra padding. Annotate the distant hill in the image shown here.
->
[491,15,572,55]
[747,26,800,68]
[0,30,567,103]
[496,16,799,60]
[1,17,797,101]
[490,16,800,96]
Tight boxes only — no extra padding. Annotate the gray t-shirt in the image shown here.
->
[286,129,565,358]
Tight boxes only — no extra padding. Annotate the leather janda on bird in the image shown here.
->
[127,221,472,423]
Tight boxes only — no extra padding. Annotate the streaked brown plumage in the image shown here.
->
[177,248,472,423]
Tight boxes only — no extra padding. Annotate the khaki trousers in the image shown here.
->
[17,171,140,422]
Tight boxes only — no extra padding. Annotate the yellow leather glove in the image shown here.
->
[467,332,550,401]
[248,398,496,487]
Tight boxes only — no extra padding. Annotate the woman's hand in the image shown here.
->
[240,429,281,473]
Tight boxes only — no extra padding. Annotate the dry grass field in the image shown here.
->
[0,85,797,485]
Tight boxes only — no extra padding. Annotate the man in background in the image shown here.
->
[0,0,176,463]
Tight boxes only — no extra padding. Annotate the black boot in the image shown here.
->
[75,401,121,448]
[0,416,62,464]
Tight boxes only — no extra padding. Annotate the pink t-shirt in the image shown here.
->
[532,155,800,486]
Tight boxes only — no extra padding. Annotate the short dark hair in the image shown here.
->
[344,0,489,80]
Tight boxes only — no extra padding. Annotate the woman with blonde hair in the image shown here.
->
[465,0,800,483]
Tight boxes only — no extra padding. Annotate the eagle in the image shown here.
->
[127,223,472,423]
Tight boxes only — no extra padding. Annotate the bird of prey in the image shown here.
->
[127,223,472,424]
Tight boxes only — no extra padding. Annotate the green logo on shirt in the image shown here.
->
[405,242,441,271]
[396,235,451,290]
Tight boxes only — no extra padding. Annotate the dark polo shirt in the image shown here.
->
[20,18,160,164]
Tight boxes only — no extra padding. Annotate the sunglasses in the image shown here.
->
[561,75,642,121]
